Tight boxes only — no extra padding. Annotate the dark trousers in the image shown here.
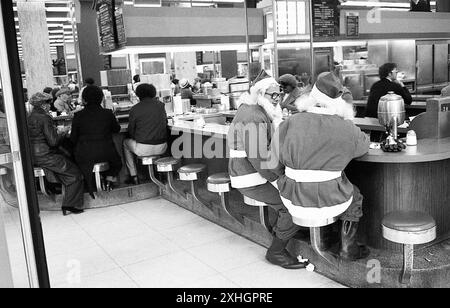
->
[239,182,300,241]
[35,153,84,210]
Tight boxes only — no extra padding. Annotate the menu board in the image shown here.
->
[97,0,116,52]
[115,7,127,48]
[312,0,340,39]
[346,15,359,38]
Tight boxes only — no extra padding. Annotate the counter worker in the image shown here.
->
[123,83,168,185]
[269,72,370,260]
[227,74,305,269]
[78,77,95,105]
[179,78,196,105]
[366,62,412,118]
[132,74,141,91]
[278,74,302,114]
[27,92,84,216]
[54,87,74,115]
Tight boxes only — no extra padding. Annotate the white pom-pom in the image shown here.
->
[297,255,309,263]
[306,263,315,272]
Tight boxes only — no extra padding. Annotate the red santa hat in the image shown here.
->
[310,72,345,104]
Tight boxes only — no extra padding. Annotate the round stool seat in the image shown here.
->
[382,211,437,245]
[178,164,206,181]
[207,173,230,193]
[34,168,45,177]
[155,157,180,172]
[243,195,268,207]
[139,156,160,166]
[0,167,8,176]
[93,162,110,173]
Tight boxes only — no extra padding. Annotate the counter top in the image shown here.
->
[117,113,450,164]
[357,137,450,163]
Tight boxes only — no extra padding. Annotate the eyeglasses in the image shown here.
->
[265,91,281,100]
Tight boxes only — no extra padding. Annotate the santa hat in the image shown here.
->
[310,72,345,104]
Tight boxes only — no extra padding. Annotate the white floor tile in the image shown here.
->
[70,206,128,227]
[54,268,138,288]
[46,246,118,285]
[222,260,335,288]
[100,231,182,267]
[163,219,234,249]
[43,228,98,257]
[134,206,204,231]
[123,250,218,288]
[185,234,266,273]
[81,215,155,245]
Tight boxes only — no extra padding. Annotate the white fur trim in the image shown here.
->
[253,77,279,94]
[285,167,342,183]
[280,195,353,223]
[229,149,247,158]
[230,172,268,189]
[310,85,345,104]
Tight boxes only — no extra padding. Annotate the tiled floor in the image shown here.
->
[1,197,345,288]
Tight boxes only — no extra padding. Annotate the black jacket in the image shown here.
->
[366,78,412,118]
[280,87,302,113]
[27,107,84,209]
[128,97,168,145]
[70,104,122,194]
[28,107,63,157]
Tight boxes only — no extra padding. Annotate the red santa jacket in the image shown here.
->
[270,108,369,225]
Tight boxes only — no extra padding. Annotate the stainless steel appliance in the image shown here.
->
[378,91,405,140]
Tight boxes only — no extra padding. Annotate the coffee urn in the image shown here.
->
[377,91,405,140]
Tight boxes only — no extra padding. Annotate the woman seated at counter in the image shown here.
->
[123,83,168,185]
[70,85,122,196]
[27,92,84,216]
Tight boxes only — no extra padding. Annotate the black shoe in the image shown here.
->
[266,249,307,269]
[105,181,115,191]
[124,176,139,185]
[266,237,306,269]
[339,221,370,261]
[62,207,84,216]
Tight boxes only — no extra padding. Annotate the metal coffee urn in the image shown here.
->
[378,91,405,140]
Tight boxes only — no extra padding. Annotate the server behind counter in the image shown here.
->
[366,63,412,118]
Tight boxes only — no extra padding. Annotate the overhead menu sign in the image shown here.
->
[312,0,340,40]
[97,0,116,52]
[96,0,127,52]
[346,13,359,38]
[115,7,127,48]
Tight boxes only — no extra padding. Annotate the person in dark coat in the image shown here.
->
[70,85,122,197]
[27,92,84,215]
[366,63,412,118]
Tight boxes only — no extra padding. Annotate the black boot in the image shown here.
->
[265,237,306,269]
[339,221,370,261]
[124,176,139,185]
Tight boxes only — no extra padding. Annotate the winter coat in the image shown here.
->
[70,104,122,194]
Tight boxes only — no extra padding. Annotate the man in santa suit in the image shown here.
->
[227,73,306,269]
[269,72,370,260]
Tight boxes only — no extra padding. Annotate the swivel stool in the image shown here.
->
[138,155,164,189]
[243,196,271,232]
[155,157,184,198]
[92,162,110,192]
[382,210,436,284]
[34,167,49,197]
[178,164,212,210]
[206,173,244,224]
